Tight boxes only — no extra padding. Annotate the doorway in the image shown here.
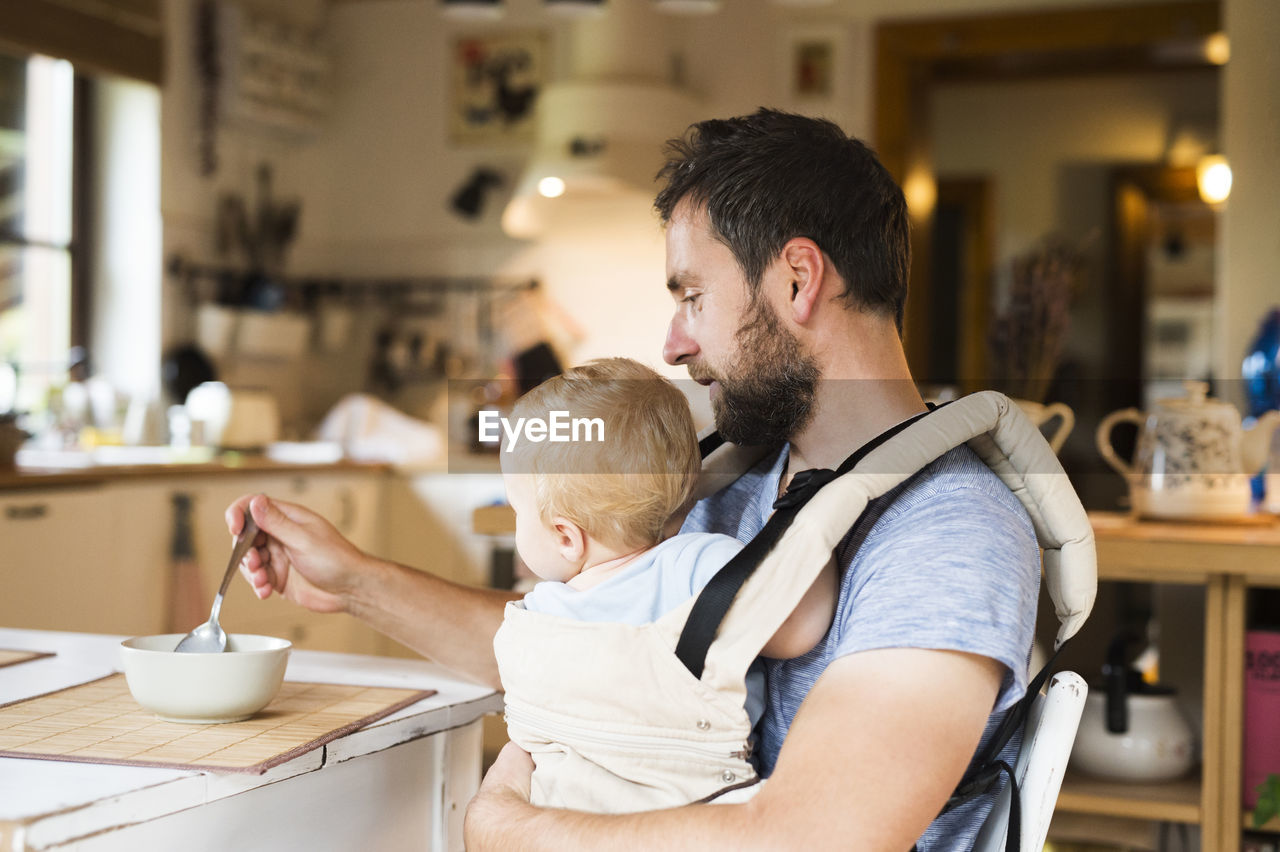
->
[875,0,1222,510]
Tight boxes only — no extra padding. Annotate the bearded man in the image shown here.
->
[228,109,1039,851]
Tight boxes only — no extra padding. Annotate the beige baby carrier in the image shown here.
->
[494,391,1097,815]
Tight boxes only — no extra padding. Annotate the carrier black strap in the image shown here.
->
[698,430,727,459]
[686,401,1062,852]
[675,405,937,679]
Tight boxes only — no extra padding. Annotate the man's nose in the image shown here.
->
[663,317,698,365]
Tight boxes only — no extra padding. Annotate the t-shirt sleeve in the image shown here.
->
[669,533,747,598]
[832,487,1041,712]
[520,580,563,615]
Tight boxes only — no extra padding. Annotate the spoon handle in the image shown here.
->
[210,516,259,620]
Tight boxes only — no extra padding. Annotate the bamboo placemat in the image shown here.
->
[0,674,435,774]
[0,649,53,669]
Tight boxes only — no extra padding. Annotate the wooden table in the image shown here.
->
[0,628,502,851]
[1055,512,1280,852]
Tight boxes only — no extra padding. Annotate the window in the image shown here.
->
[0,50,76,416]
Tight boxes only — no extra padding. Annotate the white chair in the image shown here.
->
[972,671,1089,852]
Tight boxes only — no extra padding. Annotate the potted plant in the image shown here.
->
[987,236,1091,453]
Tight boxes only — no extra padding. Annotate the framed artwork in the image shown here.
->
[450,31,547,145]
[791,36,834,98]
[780,25,851,109]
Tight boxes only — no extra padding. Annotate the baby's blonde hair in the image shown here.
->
[507,358,700,550]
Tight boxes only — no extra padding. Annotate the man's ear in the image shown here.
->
[551,516,587,564]
[780,237,826,324]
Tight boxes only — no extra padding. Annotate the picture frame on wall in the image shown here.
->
[450,31,547,145]
[791,35,834,98]
[780,25,851,112]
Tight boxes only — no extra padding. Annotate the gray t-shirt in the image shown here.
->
[681,443,1041,851]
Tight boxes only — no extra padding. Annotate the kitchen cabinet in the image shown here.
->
[0,487,134,635]
[168,470,387,656]
[385,472,506,590]
[1049,512,1280,852]
[0,467,388,655]
[108,482,182,637]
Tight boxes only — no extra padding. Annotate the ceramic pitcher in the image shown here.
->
[1013,399,1075,454]
[1096,380,1280,520]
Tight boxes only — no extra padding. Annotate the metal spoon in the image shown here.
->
[174,516,259,653]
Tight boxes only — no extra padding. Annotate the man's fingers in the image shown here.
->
[264,540,291,590]
[225,495,255,537]
[238,547,273,599]
[248,494,309,543]
[483,742,534,802]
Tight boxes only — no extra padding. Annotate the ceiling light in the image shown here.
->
[502,81,698,239]
[440,0,503,20]
[537,176,566,198]
[654,0,721,13]
[1196,154,1232,205]
[545,0,607,16]
[902,166,936,220]
[1204,32,1230,65]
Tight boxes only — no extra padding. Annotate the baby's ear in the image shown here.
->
[551,516,586,563]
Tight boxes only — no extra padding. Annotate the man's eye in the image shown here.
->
[683,294,699,304]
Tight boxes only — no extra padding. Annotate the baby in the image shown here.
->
[494,357,836,813]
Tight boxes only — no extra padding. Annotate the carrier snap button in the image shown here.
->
[696,719,711,731]
[721,770,736,783]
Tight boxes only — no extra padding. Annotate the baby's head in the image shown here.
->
[501,358,700,581]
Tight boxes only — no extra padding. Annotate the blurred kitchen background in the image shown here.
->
[3,4,1280,850]
[0,0,1273,501]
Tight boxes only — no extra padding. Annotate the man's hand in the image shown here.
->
[226,494,365,615]
[465,743,536,849]
[226,492,518,688]
[481,741,535,801]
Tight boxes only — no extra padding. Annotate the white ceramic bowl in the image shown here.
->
[120,634,291,724]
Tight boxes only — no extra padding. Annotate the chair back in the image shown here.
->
[971,671,1088,852]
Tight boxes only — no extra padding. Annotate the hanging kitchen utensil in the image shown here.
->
[161,344,217,403]
[165,493,208,634]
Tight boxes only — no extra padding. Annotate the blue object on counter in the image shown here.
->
[1243,307,1280,502]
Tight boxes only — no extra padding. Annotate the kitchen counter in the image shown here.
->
[0,452,390,492]
[0,446,509,492]
[0,628,502,852]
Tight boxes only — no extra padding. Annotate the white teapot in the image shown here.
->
[1096,380,1280,520]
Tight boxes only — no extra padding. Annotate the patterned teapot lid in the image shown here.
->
[1157,380,1236,415]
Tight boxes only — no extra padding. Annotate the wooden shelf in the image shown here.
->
[1056,771,1202,824]
[1062,514,1280,852]
[1244,813,1280,834]
[1090,511,1280,586]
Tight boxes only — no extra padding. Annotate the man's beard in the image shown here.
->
[707,298,820,447]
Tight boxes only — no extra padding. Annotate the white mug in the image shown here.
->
[1013,399,1075,454]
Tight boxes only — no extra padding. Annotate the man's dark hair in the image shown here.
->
[654,108,910,332]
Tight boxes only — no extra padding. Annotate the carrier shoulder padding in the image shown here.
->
[695,391,1096,650]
